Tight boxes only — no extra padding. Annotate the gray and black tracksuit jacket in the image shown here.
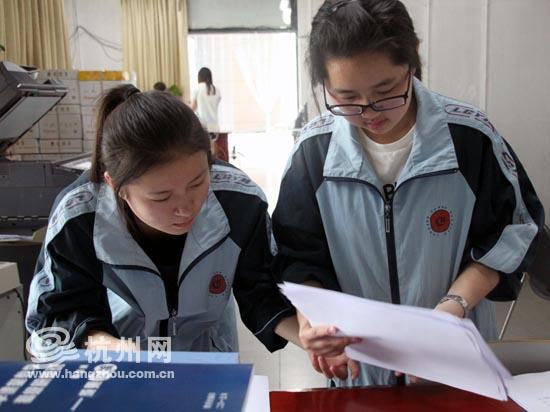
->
[272,78,544,386]
[26,162,293,354]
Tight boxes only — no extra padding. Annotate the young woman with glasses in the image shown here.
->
[272,0,544,387]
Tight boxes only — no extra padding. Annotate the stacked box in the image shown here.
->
[102,70,131,92]
[52,70,80,105]
[9,70,136,160]
[79,71,104,107]
[38,110,59,140]
[7,132,39,154]
[81,105,99,141]
[83,140,95,152]
[59,139,83,153]
[57,105,83,140]
[39,138,60,154]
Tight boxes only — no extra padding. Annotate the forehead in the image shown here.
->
[130,152,208,189]
[325,51,407,90]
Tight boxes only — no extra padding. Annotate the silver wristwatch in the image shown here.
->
[439,294,469,317]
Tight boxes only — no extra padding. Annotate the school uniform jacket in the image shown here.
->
[26,162,293,355]
[272,77,544,386]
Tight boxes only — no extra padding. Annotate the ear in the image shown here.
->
[103,171,116,189]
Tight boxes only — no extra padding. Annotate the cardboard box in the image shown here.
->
[81,106,99,140]
[83,140,95,152]
[8,132,40,154]
[57,105,83,139]
[39,113,59,140]
[59,79,80,105]
[102,80,131,92]
[20,154,43,161]
[49,70,79,80]
[59,139,83,154]
[39,139,60,154]
[78,71,103,81]
[79,81,103,106]
[103,71,127,81]
[30,125,40,139]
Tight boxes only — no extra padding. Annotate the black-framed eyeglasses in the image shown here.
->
[323,70,412,116]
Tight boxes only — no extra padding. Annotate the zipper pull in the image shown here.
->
[171,309,177,336]
[384,204,391,233]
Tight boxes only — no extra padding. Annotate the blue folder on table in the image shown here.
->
[0,361,252,411]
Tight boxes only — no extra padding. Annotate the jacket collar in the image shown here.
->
[93,183,230,276]
[324,78,458,188]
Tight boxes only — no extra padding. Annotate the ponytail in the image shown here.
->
[90,84,141,184]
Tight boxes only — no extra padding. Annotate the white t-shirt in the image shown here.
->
[192,82,221,132]
[359,125,415,185]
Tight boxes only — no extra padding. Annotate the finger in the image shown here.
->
[309,353,322,374]
[348,359,360,380]
[300,325,339,342]
[308,346,346,358]
[306,337,362,354]
[330,364,349,380]
[409,375,420,384]
[318,356,334,379]
[307,336,362,348]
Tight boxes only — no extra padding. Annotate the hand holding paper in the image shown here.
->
[280,282,511,400]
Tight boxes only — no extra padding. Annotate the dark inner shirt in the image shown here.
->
[134,230,187,312]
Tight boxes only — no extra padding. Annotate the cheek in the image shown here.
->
[193,185,210,211]
[127,198,167,223]
[345,115,365,129]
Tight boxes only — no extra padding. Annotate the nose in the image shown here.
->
[173,199,192,217]
[360,109,378,120]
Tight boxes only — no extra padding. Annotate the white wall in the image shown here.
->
[297,0,550,216]
[64,0,123,70]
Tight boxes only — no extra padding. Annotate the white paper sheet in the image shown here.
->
[280,282,510,400]
[507,371,550,412]
[243,375,270,412]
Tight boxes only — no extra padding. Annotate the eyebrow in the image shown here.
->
[332,77,396,94]
[148,169,208,195]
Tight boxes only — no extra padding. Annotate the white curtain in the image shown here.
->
[122,0,190,98]
[188,32,297,133]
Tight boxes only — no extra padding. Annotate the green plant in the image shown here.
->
[168,84,182,97]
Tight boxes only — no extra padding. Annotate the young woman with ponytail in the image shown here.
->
[26,85,299,357]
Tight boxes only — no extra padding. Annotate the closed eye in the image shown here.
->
[150,196,170,202]
[189,179,205,189]
[377,87,395,96]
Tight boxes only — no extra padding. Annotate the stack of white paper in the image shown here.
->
[280,282,510,400]
[243,375,270,412]
[507,371,550,411]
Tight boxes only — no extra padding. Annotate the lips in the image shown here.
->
[173,217,194,228]
[366,118,386,129]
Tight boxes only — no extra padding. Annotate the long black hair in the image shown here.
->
[90,84,210,232]
[309,0,422,88]
[198,67,216,95]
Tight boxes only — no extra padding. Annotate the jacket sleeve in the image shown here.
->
[453,126,545,301]
[232,199,295,353]
[26,214,119,352]
[272,142,341,291]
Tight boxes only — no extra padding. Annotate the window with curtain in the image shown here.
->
[0,0,71,69]
[188,32,298,133]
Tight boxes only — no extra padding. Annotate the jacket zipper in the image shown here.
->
[162,235,230,338]
[382,185,400,304]
[325,168,458,305]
